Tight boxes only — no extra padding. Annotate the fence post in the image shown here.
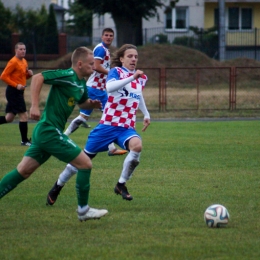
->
[159,67,166,111]
[11,33,20,55]
[230,66,236,110]
[59,33,67,56]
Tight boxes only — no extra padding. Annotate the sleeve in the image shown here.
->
[94,46,106,60]
[139,94,150,119]
[106,68,134,93]
[0,60,17,87]
[42,70,72,86]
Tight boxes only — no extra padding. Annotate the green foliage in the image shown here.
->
[0,120,260,259]
[173,36,195,48]
[0,1,12,53]
[76,0,165,46]
[65,1,92,36]
[153,33,168,44]
[43,4,59,54]
[189,26,219,59]
[0,3,57,54]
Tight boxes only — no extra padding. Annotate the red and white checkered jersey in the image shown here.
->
[86,42,110,91]
[100,67,148,129]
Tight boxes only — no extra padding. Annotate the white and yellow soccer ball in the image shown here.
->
[204,204,230,228]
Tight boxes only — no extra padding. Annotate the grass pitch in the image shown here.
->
[0,120,259,260]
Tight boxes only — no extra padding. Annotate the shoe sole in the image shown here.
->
[46,195,56,206]
[78,212,108,222]
[108,152,128,156]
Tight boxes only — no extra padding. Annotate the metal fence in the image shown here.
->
[137,67,260,112]
[0,66,259,112]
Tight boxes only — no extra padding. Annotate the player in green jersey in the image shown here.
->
[0,46,108,221]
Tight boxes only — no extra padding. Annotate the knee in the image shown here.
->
[19,112,28,122]
[129,142,142,153]
[17,165,34,179]
[5,115,14,123]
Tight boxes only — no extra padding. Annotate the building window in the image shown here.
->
[165,7,188,30]
[214,8,219,28]
[241,8,252,29]
[228,7,252,30]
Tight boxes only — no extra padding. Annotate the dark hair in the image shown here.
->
[102,28,114,35]
[15,42,25,49]
[71,46,93,66]
[111,44,137,68]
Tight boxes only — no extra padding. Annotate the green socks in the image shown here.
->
[0,169,25,198]
[76,169,91,207]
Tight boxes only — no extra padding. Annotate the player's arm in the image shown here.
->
[106,69,144,93]
[26,67,33,79]
[139,94,150,132]
[0,61,17,87]
[29,73,44,121]
[78,99,102,110]
[94,59,108,75]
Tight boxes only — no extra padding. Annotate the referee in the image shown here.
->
[0,42,33,146]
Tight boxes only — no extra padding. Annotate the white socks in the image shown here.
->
[108,143,117,152]
[118,151,140,183]
[77,205,89,214]
[57,164,78,186]
[64,115,87,136]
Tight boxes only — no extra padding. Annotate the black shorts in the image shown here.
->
[5,85,27,115]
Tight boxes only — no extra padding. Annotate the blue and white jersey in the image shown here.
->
[86,42,110,91]
[100,66,148,128]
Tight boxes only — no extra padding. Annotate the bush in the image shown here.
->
[151,34,168,44]
[173,36,194,48]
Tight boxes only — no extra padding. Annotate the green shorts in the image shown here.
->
[25,123,82,165]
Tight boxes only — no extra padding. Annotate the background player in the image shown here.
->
[0,42,33,146]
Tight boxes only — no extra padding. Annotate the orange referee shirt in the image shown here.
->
[0,56,31,88]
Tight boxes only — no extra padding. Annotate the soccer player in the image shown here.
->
[0,47,108,221]
[0,42,33,146]
[64,28,127,156]
[46,44,150,204]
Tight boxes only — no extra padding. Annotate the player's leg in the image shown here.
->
[69,151,108,221]
[0,86,15,124]
[0,112,15,124]
[64,112,91,136]
[19,111,31,146]
[0,154,41,199]
[43,127,107,220]
[114,131,142,200]
[47,124,112,206]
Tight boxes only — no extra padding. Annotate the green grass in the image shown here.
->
[0,120,259,260]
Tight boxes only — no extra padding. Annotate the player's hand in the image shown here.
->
[89,99,102,109]
[29,106,41,121]
[17,84,26,91]
[28,70,33,76]
[133,70,144,79]
[142,118,150,132]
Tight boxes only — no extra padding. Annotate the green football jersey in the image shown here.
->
[39,68,88,131]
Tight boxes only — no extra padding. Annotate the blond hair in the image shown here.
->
[71,47,93,66]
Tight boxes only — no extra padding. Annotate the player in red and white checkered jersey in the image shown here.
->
[64,28,127,156]
[46,44,150,204]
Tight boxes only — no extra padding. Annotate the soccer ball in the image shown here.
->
[204,204,230,228]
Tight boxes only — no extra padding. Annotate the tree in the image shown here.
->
[0,1,12,53]
[77,0,164,46]
[44,4,59,54]
[65,1,92,36]
[8,4,48,54]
